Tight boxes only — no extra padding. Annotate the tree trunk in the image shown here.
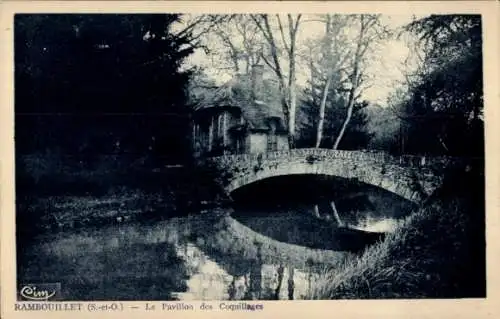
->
[332,15,372,150]
[287,266,295,300]
[287,17,298,150]
[274,264,285,300]
[278,84,293,149]
[252,14,300,150]
[287,128,295,149]
[313,204,320,218]
[288,82,296,149]
[254,15,291,148]
[329,200,344,227]
[308,47,316,106]
[315,75,332,148]
[333,89,355,150]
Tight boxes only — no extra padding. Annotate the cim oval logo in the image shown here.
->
[19,283,60,301]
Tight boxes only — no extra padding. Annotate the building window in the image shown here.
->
[236,135,245,154]
[217,113,223,137]
[267,133,277,151]
[267,120,278,152]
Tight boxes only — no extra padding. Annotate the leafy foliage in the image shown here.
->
[15,14,195,163]
[394,15,483,156]
[362,104,401,153]
[310,161,485,299]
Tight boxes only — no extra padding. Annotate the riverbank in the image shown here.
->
[309,163,485,299]
[16,153,485,299]
[15,155,229,245]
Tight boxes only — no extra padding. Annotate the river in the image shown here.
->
[17,175,416,301]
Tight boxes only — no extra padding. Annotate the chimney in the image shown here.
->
[251,64,265,102]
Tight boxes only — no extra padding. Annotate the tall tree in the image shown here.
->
[209,15,264,74]
[15,14,197,163]
[332,14,387,149]
[297,80,372,150]
[251,14,302,148]
[313,14,351,148]
[393,15,483,156]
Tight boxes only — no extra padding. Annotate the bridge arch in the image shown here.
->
[202,149,450,204]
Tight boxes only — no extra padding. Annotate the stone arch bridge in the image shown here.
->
[200,149,455,204]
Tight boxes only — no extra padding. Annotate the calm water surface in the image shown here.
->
[18,175,416,300]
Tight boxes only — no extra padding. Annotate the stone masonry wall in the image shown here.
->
[201,149,454,204]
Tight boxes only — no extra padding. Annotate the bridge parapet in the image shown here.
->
[205,149,451,169]
[199,149,456,203]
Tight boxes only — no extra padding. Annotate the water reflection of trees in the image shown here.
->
[187,213,350,300]
[232,209,386,252]
[18,224,190,301]
[19,209,393,301]
[231,174,416,242]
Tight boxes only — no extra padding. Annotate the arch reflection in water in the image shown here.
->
[185,213,351,300]
[18,213,349,301]
[230,175,417,240]
[18,175,414,300]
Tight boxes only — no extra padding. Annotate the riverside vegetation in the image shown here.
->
[16,153,485,299]
[15,14,485,300]
[309,161,485,299]
[16,153,229,243]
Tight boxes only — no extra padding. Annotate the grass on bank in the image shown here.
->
[15,152,229,244]
[309,165,485,299]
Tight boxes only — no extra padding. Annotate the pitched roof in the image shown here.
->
[195,74,287,132]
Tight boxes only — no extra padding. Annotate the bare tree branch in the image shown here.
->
[276,15,291,53]
[260,52,278,73]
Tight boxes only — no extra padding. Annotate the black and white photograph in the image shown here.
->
[10,9,487,303]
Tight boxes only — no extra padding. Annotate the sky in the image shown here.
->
[361,15,424,105]
[183,14,426,106]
